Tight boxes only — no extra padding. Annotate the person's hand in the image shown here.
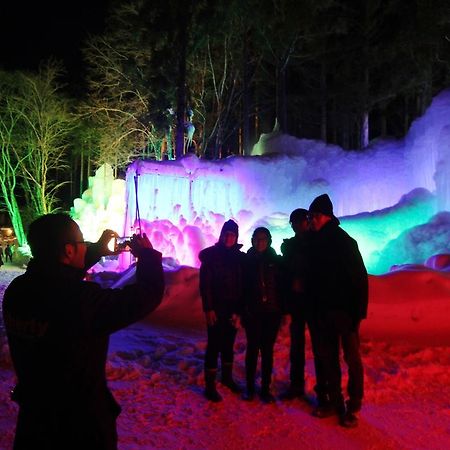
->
[205,310,217,327]
[128,233,153,258]
[96,229,118,256]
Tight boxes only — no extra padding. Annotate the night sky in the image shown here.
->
[0,1,109,87]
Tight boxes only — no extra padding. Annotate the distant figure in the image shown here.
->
[3,213,165,449]
[307,194,368,428]
[5,244,13,263]
[0,248,4,268]
[184,108,195,153]
[199,219,246,402]
[279,208,319,401]
[242,227,285,403]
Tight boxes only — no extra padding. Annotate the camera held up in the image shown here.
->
[114,236,131,252]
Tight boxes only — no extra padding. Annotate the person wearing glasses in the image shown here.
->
[3,213,165,450]
[307,194,368,428]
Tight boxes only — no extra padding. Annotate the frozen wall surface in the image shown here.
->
[72,164,126,241]
[122,91,449,272]
[71,91,450,274]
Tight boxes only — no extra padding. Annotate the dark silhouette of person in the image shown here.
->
[199,219,245,402]
[241,227,285,403]
[5,244,13,262]
[279,208,317,400]
[3,213,165,449]
[307,194,368,428]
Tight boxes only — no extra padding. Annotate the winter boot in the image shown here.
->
[221,362,241,393]
[340,410,359,428]
[339,399,361,428]
[204,369,222,402]
[313,393,345,418]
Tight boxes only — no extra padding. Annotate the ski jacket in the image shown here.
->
[306,218,368,322]
[199,242,245,318]
[280,232,311,314]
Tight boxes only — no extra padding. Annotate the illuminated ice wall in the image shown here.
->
[72,90,450,274]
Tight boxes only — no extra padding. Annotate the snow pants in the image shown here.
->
[204,316,238,370]
[316,310,364,411]
[244,312,281,389]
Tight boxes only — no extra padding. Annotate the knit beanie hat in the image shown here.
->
[220,219,239,238]
[309,194,334,217]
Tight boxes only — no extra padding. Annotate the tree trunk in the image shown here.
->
[80,146,84,198]
[9,196,26,246]
[380,111,387,138]
[242,32,251,155]
[403,96,410,135]
[360,67,370,149]
[360,111,369,149]
[342,113,350,149]
[276,64,288,133]
[331,98,337,144]
[421,63,433,115]
[254,105,259,141]
[175,5,189,159]
[214,125,223,159]
[320,62,327,142]
[166,126,174,160]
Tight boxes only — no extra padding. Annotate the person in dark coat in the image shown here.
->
[279,208,317,400]
[3,213,165,450]
[199,219,245,402]
[307,194,368,428]
[5,243,13,262]
[241,227,285,403]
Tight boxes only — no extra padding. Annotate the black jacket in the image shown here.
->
[244,247,285,316]
[199,242,245,318]
[280,232,311,314]
[3,247,164,449]
[306,218,368,322]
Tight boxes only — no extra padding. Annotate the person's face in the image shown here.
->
[222,231,237,248]
[291,218,309,235]
[64,222,88,269]
[308,212,331,231]
[252,231,270,253]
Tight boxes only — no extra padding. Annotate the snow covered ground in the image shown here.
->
[1,262,449,450]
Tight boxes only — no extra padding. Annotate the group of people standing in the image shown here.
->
[199,193,369,428]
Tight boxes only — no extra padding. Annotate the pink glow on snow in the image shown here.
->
[1,264,449,449]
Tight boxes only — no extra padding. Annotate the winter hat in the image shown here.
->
[309,194,334,217]
[220,219,239,238]
[289,208,308,223]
